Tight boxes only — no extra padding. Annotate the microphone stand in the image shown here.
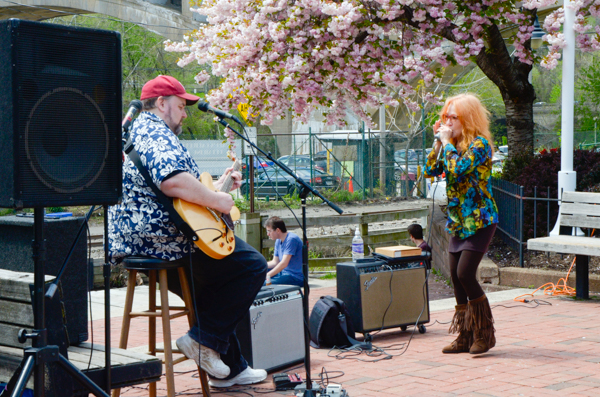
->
[215,118,343,396]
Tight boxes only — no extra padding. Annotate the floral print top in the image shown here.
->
[108,112,200,264]
[424,136,499,239]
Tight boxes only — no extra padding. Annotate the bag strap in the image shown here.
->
[124,137,198,243]
[323,296,372,350]
[309,297,334,348]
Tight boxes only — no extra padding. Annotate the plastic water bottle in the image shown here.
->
[352,227,364,261]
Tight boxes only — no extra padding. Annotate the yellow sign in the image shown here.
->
[238,103,250,121]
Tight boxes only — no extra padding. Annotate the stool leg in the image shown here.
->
[159,269,176,397]
[178,267,212,397]
[111,269,138,397]
[146,270,157,397]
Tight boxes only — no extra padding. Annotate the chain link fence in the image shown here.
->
[241,125,432,201]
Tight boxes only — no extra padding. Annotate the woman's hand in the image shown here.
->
[437,124,453,146]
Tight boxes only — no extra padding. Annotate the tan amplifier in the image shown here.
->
[336,257,430,335]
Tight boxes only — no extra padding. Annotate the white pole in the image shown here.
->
[379,105,386,191]
[550,0,577,236]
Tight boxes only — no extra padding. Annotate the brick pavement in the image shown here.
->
[91,286,600,397]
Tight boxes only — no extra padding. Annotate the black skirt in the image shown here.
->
[449,223,497,254]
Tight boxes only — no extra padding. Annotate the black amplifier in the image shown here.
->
[0,215,88,345]
[337,256,429,334]
[236,285,305,372]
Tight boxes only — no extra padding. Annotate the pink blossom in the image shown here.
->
[164,0,600,125]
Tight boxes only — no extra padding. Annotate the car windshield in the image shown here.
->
[394,149,418,163]
[260,170,289,179]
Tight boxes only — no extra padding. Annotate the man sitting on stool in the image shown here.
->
[265,216,304,287]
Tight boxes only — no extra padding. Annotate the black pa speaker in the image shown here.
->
[337,257,430,334]
[0,19,122,209]
[236,285,305,372]
[0,215,89,346]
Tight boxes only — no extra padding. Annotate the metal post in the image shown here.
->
[421,103,426,198]
[519,185,524,268]
[369,128,374,198]
[379,105,386,192]
[249,156,255,213]
[533,186,537,239]
[309,127,314,185]
[361,122,366,200]
[551,0,577,235]
[547,186,550,236]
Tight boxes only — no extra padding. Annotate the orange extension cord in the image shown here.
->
[514,229,596,302]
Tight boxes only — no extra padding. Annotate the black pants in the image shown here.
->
[448,250,485,305]
[166,237,267,379]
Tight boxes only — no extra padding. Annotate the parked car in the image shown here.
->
[394,149,420,181]
[492,152,505,174]
[498,145,508,155]
[395,165,417,181]
[394,149,419,164]
[240,168,341,197]
[277,155,326,172]
[253,156,273,170]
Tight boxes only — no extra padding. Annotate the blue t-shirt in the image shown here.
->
[274,232,303,282]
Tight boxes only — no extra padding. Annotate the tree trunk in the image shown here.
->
[502,91,536,156]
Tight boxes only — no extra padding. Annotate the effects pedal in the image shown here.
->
[324,384,349,397]
[273,372,303,391]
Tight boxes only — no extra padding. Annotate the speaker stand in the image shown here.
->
[0,208,109,397]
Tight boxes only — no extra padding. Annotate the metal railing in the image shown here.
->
[491,178,559,267]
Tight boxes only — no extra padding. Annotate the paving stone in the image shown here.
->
[85,285,600,396]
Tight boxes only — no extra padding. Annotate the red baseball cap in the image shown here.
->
[141,75,200,106]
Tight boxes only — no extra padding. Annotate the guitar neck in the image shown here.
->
[220,160,242,193]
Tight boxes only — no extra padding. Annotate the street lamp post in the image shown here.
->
[550,0,578,236]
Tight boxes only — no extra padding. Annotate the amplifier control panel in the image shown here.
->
[359,261,424,274]
[252,285,302,307]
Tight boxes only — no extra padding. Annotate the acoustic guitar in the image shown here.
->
[173,160,241,259]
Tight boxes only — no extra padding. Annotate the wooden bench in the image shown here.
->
[0,269,162,395]
[0,343,162,394]
[527,191,600,299]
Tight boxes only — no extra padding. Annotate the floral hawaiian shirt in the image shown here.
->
[108,112,201,264]
[424,136,499,239]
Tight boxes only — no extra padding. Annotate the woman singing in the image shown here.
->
[424,93,499,354]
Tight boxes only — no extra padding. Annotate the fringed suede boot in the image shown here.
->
[442,304,472,353]
[467,294,496,354]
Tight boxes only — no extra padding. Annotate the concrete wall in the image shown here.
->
[0,0,199,41]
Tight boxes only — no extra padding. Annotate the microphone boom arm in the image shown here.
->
[215,118,343,215]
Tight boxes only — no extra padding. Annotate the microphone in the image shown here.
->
[122,99,143,133]
[433,133,441,141]
[198,101,240,123]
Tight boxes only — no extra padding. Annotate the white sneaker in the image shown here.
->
[175,334,230,379]
[208,366,267,388]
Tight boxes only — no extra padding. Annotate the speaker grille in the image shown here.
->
[24,87,109,193]
[0,19,122,208]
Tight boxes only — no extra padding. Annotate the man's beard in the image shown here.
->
[165,112,183,136]
[174,124,183,136]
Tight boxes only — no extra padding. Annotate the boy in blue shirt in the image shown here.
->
[264,216,304,287]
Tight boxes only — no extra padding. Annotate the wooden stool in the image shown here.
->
[111,256,211,397]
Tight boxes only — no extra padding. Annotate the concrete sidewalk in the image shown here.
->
[86,280,600,397]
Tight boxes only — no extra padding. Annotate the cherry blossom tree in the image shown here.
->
[166,0,600,156]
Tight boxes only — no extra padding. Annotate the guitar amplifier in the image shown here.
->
[236,285,305,372]
[337,256,429,334]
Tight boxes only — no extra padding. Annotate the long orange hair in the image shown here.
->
[439,93,494,155]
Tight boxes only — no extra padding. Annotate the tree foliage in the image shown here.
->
[166,0,600,157]
[576,57,600,137]
[49,14,224,140]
